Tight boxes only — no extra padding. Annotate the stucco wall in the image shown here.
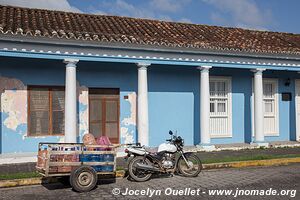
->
[148,65,198,146]
[0,57,299,153]
[0,58,138,153]
[210,68,299,144]
[210,68,253,144]
[0,58,66,153]
[263,70,298,142]
[77,61,138,145]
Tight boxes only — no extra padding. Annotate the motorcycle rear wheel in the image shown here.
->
[177,154,202,177]
[128,156,152,182]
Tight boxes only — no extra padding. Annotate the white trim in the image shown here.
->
[209,76,232,138]
[137,63,150,146]
[64,59,78,143]
[200,66,212,144]
[251,78,279,137]
[251,81,254,137]
[209,134,232,138]
[263,78,279,136]
[295,79,300,141]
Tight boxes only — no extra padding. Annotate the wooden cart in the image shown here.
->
[36,142,117,192]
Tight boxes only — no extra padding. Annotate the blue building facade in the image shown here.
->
[0,56,300,154]
[0,5,299,154]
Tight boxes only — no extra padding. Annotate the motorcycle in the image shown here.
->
[125,131,202,182]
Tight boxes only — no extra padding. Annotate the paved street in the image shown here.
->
[0,164,299,200]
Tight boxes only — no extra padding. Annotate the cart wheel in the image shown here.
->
[70,166,98,192]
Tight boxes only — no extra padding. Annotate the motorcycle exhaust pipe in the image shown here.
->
[135,163,160,172]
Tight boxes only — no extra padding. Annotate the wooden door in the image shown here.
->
[89,89,120,143]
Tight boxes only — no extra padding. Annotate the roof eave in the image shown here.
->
[0,33,299,62]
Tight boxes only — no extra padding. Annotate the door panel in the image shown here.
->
[105,123,119,140]
[89,89,120,143]
[90,100,102,121]
[106,101,118,121]
[90,122,102,138]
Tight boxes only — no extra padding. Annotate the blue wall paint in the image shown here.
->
[0,57,66,153]
[209,69,300,144]
[77,61,138,144]
[148,92,194,145]
[78,102,88,140]
[77,62,137,91]
[148,65,199,146]
[0,109,2,154]
[0,58,66,86]
[2,113,61,153]
[119,91,137,144]
[289,81,297,141]
[1,56,300,154]
[0,57,139,153]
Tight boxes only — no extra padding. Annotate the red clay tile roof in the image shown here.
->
[0,5,300,55]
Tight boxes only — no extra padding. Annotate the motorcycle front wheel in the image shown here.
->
[128,156,152,182]
[177,154,202,177]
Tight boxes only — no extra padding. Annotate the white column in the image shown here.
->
[63,59,79,143]
[252,68,265,143]
[199,66,212,145]
[137,63,150,146]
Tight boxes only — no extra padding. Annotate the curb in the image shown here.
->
[0,157,299,188]
[0,177,57,188]
[0,177,41,188]
[0,172,125,189]
[115,170,126,178]
[202,157,300,169]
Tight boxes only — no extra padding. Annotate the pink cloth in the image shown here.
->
[96,136,112,145]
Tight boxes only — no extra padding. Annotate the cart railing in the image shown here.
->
[36,142,117,177]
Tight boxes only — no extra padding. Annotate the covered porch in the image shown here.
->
[1,50,300,154]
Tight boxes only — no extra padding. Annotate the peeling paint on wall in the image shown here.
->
[0,76,91,153]
[120,92,137,144]
[0,76,27,134]
[78,83,89,139]
[0,77,25,92]
[0,76,65,153]
[121,127,134,144]
[122,92,137,126]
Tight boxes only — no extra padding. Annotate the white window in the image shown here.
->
[263,79,279,136]
[209,77,232,137]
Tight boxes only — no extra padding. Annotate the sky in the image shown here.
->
[0,0,299,34]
